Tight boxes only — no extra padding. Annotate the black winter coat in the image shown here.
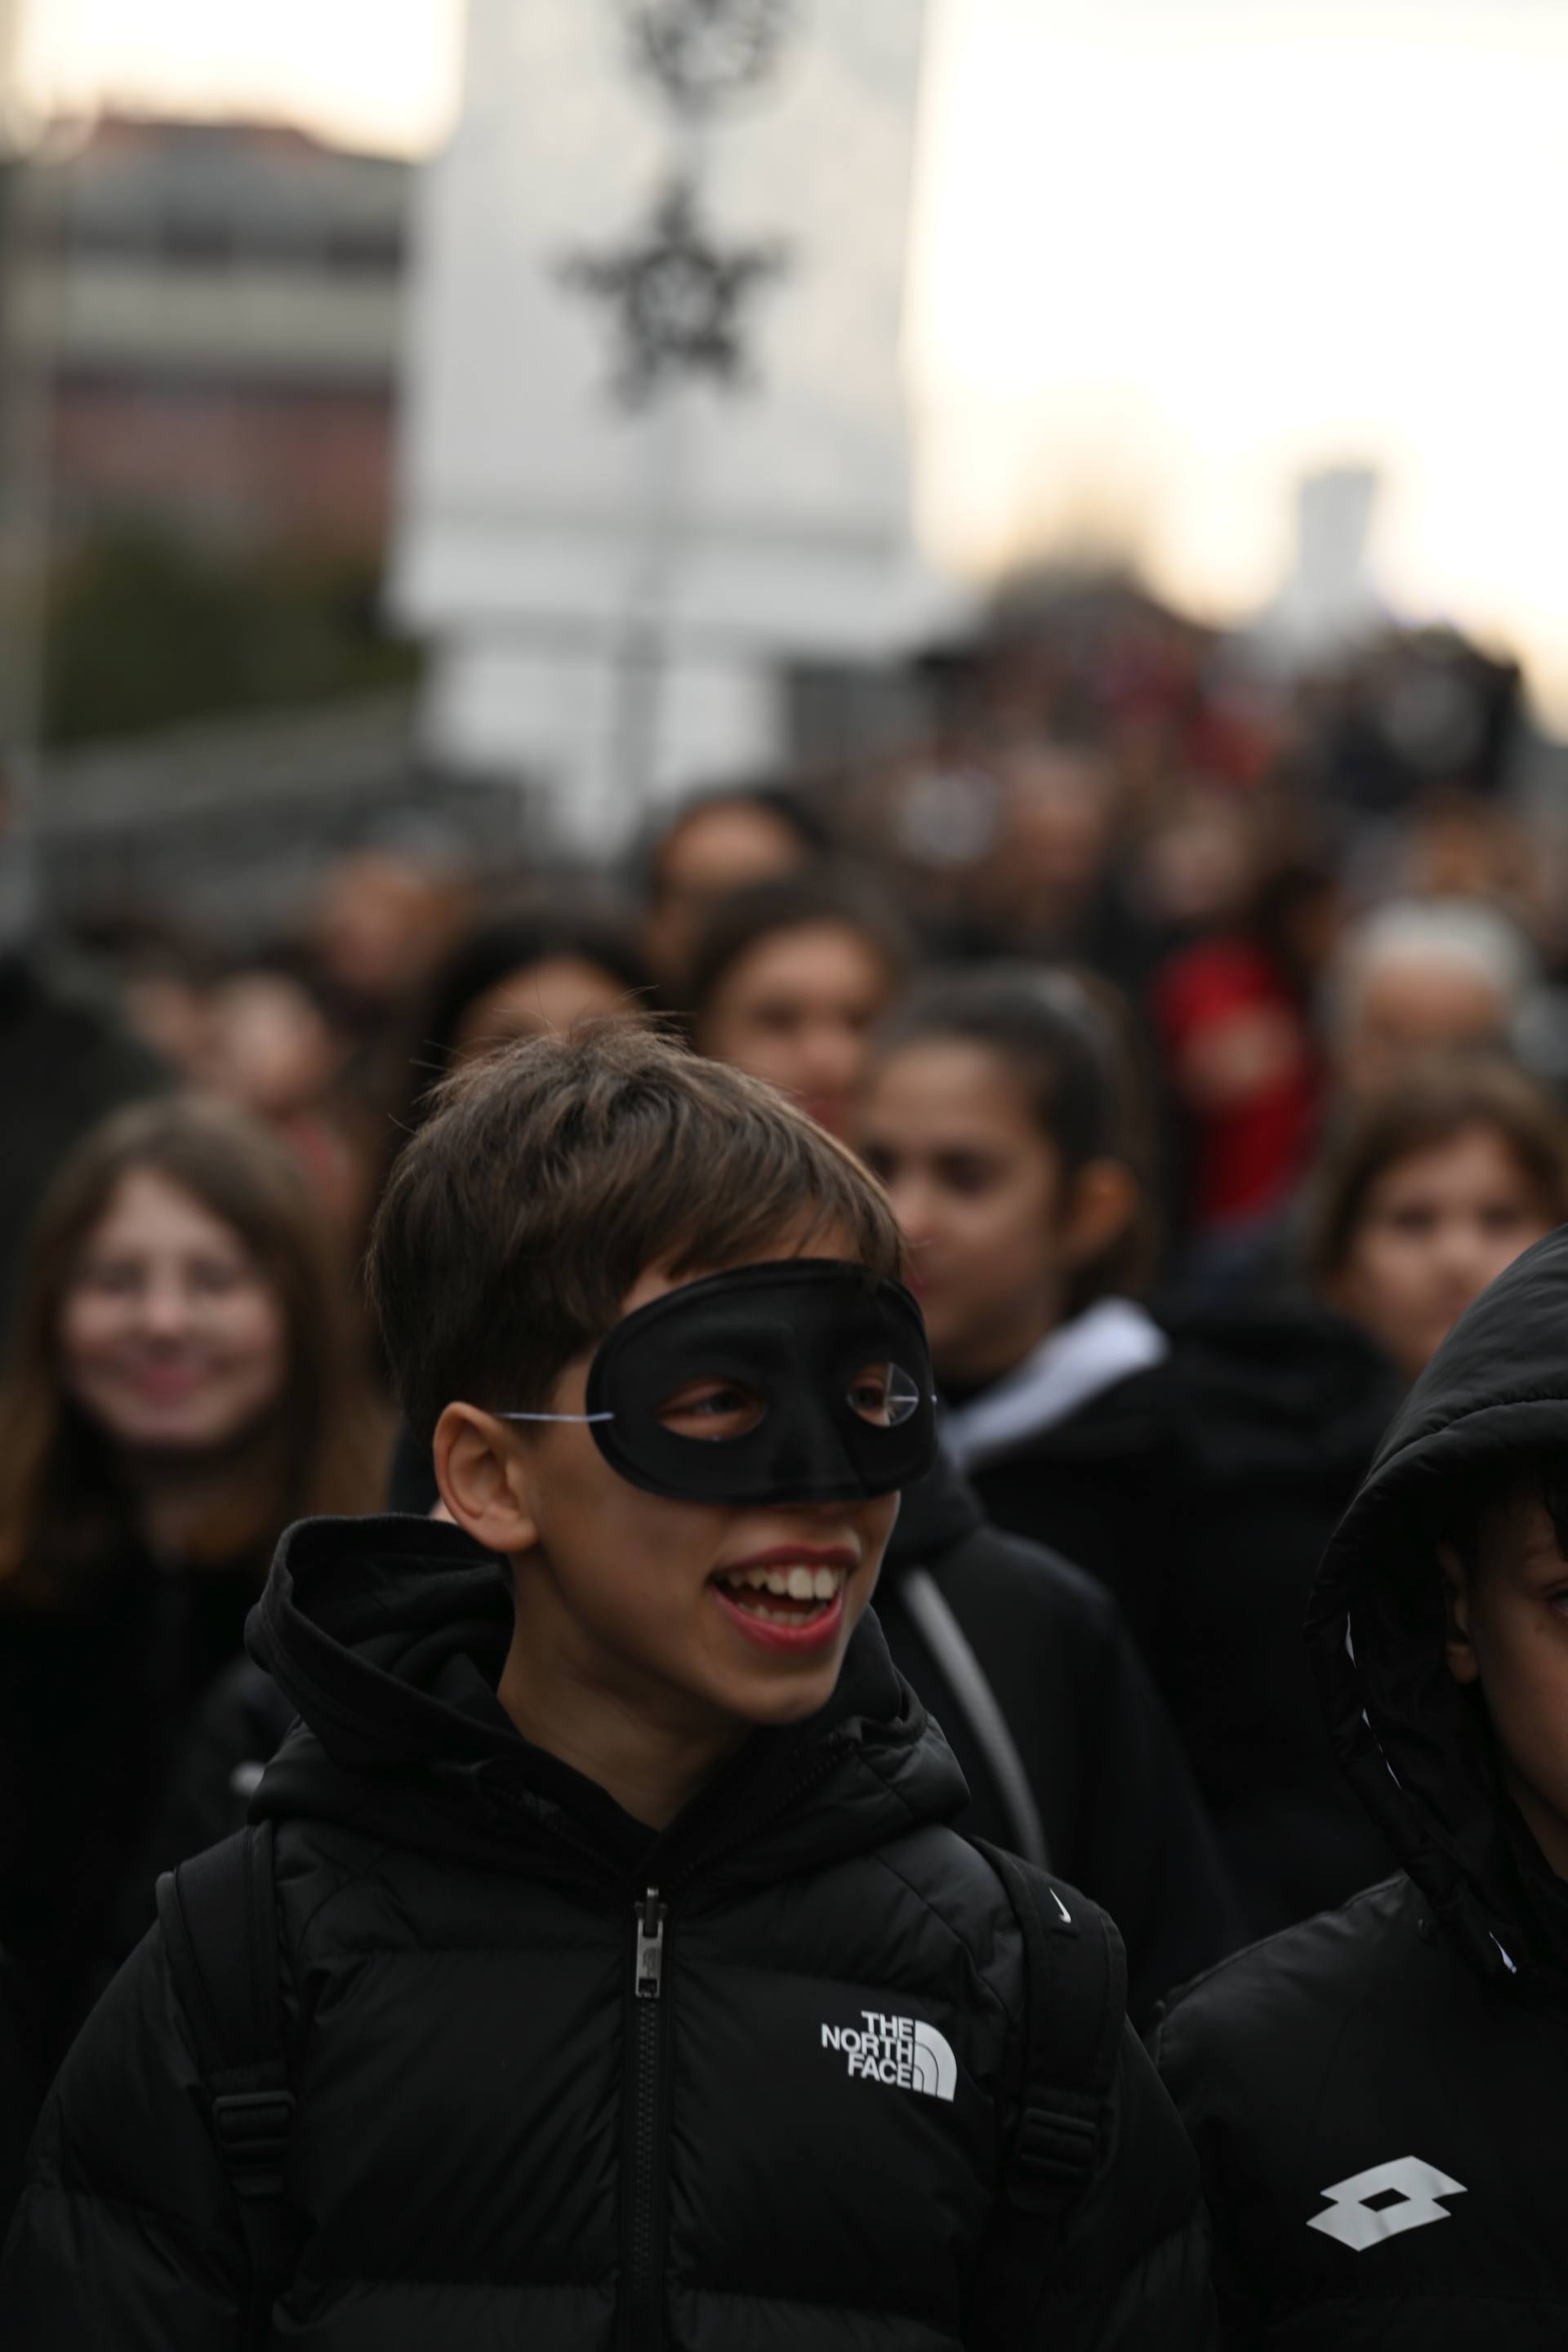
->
[950,1301,1401,1938]
[1151,1299,1399,1936]
[0,1543,266,2061]
[961,1365,1179,1656]
[877,1455,1241,2018]
[2,1514,1214,2350]
[1152,1224,1568,2348]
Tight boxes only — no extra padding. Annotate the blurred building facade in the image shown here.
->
[41,116,408,559]
[393,0,960,849]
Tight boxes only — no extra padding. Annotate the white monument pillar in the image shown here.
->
[391,0,954,850]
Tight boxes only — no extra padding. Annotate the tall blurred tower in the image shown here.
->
[391,0,951,848]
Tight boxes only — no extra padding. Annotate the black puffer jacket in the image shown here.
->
[1152,1224,1568,2348]
[2,1514,1213,2349]
[877,1454,1242,2019]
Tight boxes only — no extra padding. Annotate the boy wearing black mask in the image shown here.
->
[2,1028,1209,2348]
[1154,1223,1568,2347]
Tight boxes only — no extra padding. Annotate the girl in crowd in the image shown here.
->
[690,871,912,1141]
[858,963,1172,1639]
[637,784,828,995]
[1164,1053,1566,1930]
[0,1097,384,2059]
[1306,1055,1568,1386]
[860,976,1568,1935]
[416,904,657,1089]
[1169,1061,1568,1935]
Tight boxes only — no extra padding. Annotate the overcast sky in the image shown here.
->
[20,0,1568,716]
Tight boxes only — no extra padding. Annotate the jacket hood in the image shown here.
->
[246,1512,968,1890]
[1309,1223,1568,1991]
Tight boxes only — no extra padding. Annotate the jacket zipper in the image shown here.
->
[621,1886,669,2351]
[616,1740,850,2347]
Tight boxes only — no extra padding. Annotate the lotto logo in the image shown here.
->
[821,2011,957,2100]
[1307,2156,1468,2252]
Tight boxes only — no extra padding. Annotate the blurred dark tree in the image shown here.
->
[41,529,421,744]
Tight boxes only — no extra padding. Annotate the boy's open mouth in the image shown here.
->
[710,1560,848,1626]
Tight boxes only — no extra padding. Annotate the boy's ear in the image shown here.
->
[433,1404,541,1557]
[1059,1157,1138,1271]
[1437,1540,1481,1687]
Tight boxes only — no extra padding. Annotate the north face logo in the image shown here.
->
[1308,2157,1468,2252]
[821,2011,956,2100]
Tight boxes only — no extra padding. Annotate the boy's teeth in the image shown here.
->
[719,1562,845,1608]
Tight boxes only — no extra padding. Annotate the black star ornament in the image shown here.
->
[560,176,791,409]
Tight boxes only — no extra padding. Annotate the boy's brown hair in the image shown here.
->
[369,1023,906,1441]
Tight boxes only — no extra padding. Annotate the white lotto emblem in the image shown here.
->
[821,2011,957,2100]
[1307,2156,1467,2252]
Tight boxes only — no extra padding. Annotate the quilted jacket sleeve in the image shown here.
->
[973,2020,1217,2350]
[0,1923,251,2350]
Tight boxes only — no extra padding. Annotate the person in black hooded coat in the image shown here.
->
[1151,1220,1568,2349]
[877,1450,1242,2018]
[2,1026,1213,2350]
[137,1445,1239,2048]
[2,1515,1213,2350]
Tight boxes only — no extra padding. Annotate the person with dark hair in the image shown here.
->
[691,869,914,1139]
[859,963,1174,1642]
[1153,1225,1568,2348]
[385,1419,1245,2021]
[1090,1057,1568,1944]
[414,903,657,1093]
[2,1029,1213,2347]
[639,782,831,994]
[0,1098,385,2069]
[1304,1055,1568,1388]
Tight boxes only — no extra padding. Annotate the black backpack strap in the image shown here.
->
[976,1839,1126,2228]
[157,1822,294,2345]
[902,1566,1051,1873]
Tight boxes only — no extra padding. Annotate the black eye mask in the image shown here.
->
[500,1259,936,1506]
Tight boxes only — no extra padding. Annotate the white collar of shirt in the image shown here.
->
[941,1297,1169,1474]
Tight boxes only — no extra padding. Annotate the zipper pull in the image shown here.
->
[635,1887,666,2000]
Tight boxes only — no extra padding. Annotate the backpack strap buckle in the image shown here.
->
[1013,2101,1101,2205]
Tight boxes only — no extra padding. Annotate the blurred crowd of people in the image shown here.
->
[3,578,1567,2203]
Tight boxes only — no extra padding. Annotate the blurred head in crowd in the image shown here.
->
[1305,1058,1568,1386]
[67,913,217,1076]
[1129,781,1263,938]
[198,969,341,1120]
[689,871,911,1140]
[310,844,470,1025]
[985,739,1117,946]
[416,906,656,1097]
[0,1097,383,1587]
[1330,898,1533,1102]
[641,786,828,994]
[859,965,1153,1388]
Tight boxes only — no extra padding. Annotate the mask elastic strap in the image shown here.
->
[496,1410,614,1424]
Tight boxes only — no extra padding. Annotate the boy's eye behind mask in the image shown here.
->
[500,1259,937,1506]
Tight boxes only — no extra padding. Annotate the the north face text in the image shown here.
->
[821,2011,957,2100]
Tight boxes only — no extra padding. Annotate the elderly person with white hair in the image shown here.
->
[1329,898,1537,1102]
